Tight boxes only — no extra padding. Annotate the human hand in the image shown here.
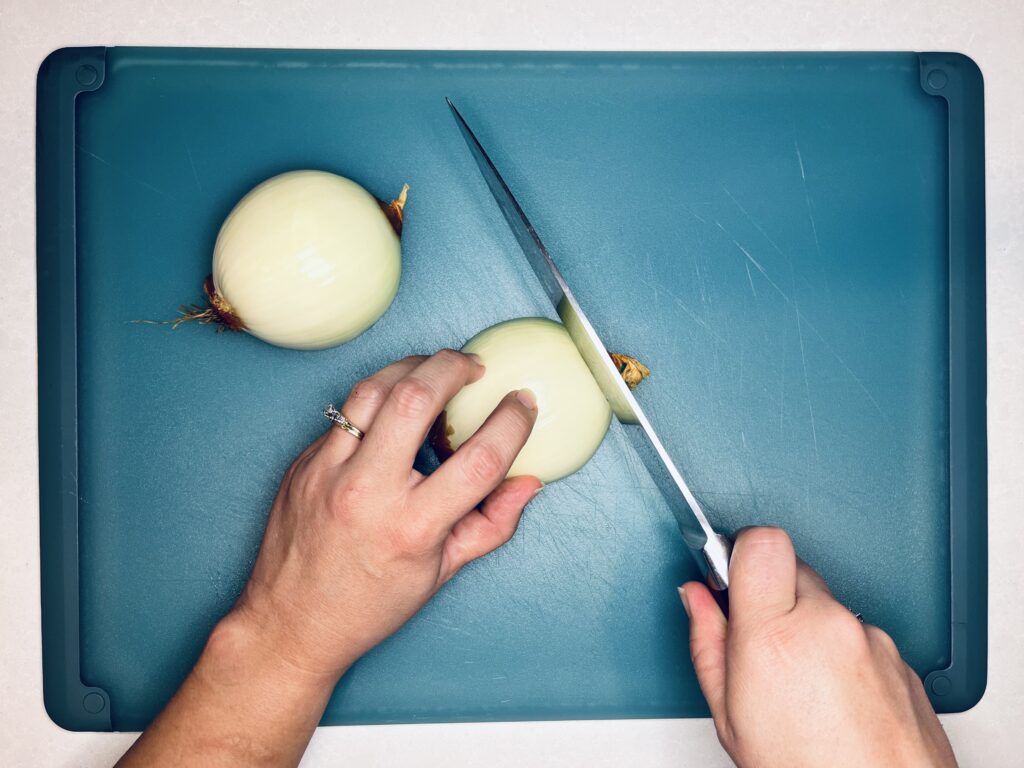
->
[226,349,542,684]
[119,349,541,767]
[682,527,957,768]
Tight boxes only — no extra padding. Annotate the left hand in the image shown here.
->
[231,349,542,682]
[119,349,541,767]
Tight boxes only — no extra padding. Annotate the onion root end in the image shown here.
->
[380,183,410,238]
[610,352,651,390]
[132,275,245,333]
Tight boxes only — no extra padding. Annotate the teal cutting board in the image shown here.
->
[37,48,987,731]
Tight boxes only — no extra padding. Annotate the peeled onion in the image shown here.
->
[190,170,407,350]
[431,317,613,484]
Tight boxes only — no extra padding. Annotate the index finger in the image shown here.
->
[728,527,798,628]
[354,350,483,480]
[414,388,538,528]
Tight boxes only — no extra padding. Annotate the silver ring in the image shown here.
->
[324,404,365,440]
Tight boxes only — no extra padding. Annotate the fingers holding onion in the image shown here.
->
[430,318,613,484]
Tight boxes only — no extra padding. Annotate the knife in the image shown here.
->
[447,98,733,597]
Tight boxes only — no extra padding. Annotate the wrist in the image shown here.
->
[119,606,339,767]
[200,608,342,705]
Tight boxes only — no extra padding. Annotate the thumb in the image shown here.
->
[680,581,728,724]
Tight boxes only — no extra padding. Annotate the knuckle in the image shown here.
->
[688,640,720,678]
[332,476,371,514]
[348,377,389,408]
[283,457,325,503]
[292,470,319,504]
[820,607,871,654]
[281,458,302,486]
[387,519,436,558]
[434,348,466,367]
[503,401,536,433]
[391,377,437,418]
[865,625,900,656]
[829,605,867,634]
[462,441,507,486]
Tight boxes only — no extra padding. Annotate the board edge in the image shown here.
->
[916,51,988,714]
[37,45,115,732]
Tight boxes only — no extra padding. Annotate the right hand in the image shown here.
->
[681,527,958,768]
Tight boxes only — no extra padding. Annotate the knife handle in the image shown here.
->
[702,533,733,618]
[708,577,729,619]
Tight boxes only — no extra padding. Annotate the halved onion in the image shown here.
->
[430,317,620,484]
[177,170,407,350]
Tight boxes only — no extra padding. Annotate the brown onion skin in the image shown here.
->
[428,412,456,462]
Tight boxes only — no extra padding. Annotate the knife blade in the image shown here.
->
[447,98,732,593]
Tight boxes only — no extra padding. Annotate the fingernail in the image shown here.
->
[530,484,545,499]
[515,388,537,410]
[466,352,483,365]
[678,586,691,618]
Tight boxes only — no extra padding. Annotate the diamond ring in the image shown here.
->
[324,404,365,440]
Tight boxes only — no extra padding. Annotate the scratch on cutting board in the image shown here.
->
[184,141,203,193]
[794,301,820,461]
[709,337,723,417]
[417,616,480,640]
[643,251,660,313]
[721,185,789,260]
[726,179,835,308]
[681,203,708,225]
[744,261,757,297]
[729,236,790,302]
[698,187,887,423]
[636,275,724,343]
[775,219,820,461]
[794,140,834,300]
[694,255,707,305]
[724,182,835,309]
[778,359,787,437]
[804,196,822,263]
[715,216,885,421]
[715,218,785,302]
[76,145,170,198]
[801,318,886,419]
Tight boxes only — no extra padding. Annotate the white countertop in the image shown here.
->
[1,1,1022,765]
